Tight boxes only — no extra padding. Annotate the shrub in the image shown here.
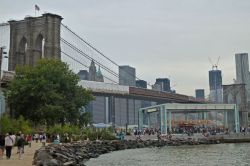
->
[0,115,32,135]
[81,128,116,141]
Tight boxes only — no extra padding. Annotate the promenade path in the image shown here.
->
[0,141,43,166]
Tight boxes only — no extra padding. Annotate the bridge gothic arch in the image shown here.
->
[17,36,28,66]
[34,33,45,64]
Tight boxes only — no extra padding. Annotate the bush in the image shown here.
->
[82,128,116,141]
[46,124,81,136]
[0,115,32,134]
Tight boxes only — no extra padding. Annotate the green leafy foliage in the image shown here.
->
[0,115,32,134]
[46,124,81,136]
[46,125,116,142]
[5,59,94,126]
[82,127,116,140]
[79,112,92,127]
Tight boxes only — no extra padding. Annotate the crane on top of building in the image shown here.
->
[208,56,220,70]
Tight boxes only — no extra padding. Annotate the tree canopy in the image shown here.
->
[6,59,93,126]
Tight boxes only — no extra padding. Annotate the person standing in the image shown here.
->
[0,134,5,159]
[5,132,14,159]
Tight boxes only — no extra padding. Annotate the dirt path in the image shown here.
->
[0,141,43,166]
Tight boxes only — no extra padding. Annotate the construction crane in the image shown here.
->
[208,56,220,70]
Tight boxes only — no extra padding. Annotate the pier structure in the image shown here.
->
[139,103,240,134]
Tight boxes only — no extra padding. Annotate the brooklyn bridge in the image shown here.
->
[0,13,202,127]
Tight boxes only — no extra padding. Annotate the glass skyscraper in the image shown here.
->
[209,69,222,103]
[119,65,136,86]
[155,78,171,92]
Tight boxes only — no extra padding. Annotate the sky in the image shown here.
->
[1,0,250,96]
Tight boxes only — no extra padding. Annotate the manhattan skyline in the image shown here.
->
[1,0,250,96]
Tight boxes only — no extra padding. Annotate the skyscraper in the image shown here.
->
[136,80,147,88]
[235,53,250,101]
[235,53,249,84]
[119,65,136,86]
[96,66,104,82]
[88,60,104,82]
[195,89,205,100]
[155,78,171,92]
[209,70,222,90]
[152,84,161,91]
[209,69,222,103]
[77,70,89,80]
[89,60,96,81]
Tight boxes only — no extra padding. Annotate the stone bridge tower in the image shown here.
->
[8,13,63,71]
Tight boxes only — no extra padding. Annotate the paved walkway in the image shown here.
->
[0,141,43,166]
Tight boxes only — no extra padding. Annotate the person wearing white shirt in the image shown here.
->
[5,132,14,159]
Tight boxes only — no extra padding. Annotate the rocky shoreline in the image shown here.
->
[33,138,221,166]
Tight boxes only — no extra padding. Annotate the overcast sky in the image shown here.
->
[1,0,250,96]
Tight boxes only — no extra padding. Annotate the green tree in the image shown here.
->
[79,112,92,127]
[6,59,93,126]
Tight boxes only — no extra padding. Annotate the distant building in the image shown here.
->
[195,89,205,100]
[152,84,161,91]
[81,80,169,127]
[136,80,147,88]
[78,70,89,80]
[88,60,104,82]
[235,53,250,102]
[119,65,136,86]
[96,66,104,82]
[89,60,97,81]
[209,69,222,103]
[155,78,171,92]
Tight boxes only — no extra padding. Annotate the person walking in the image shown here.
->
[41,134,46,146]
[0,134,5,159]
[26,134,32,147]
[17,134,25,159]
[5,132,14,159]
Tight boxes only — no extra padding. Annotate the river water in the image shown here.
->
[86,143,250,166]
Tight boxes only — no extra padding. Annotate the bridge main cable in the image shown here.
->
[61,23,119,67]
[61,37,119,78]
[61,50,118,84]
[61,23,153,87]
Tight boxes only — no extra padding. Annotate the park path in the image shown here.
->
[0,141,42,166]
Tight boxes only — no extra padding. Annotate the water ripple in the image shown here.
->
[86,143,250,166]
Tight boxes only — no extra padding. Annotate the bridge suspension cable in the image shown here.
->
[61,23,119,67]
[61,23,153,87]
[61,38,119,78]
[61,50,118,84]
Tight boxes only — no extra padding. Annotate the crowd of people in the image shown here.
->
[131,126,232,138]
[170,126,228,136]
[0,132,49,160]
[133,128,160,136]
[0,132,72,160]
